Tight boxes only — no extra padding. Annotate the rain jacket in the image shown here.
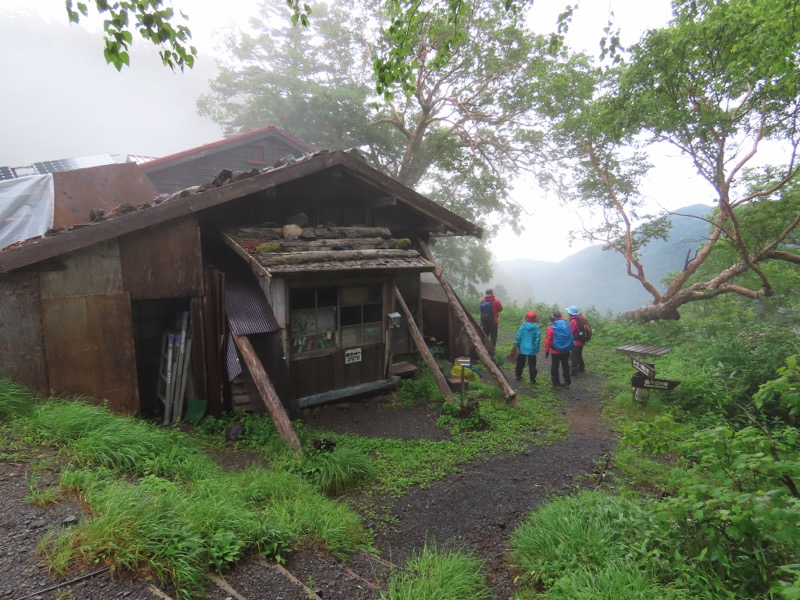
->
[515,321,541,356]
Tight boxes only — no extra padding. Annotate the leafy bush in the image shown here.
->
[395,372,441,407]
[437,400,487,433]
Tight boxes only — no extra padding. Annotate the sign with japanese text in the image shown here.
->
[344,348,362,364]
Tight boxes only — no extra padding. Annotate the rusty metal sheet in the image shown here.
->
[53,162,159,228]
[41,292,139,414]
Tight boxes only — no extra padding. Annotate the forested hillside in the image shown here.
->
[493,204,712,314]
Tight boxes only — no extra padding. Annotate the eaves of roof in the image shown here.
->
[0,150,483,275]
[140,125,314,173]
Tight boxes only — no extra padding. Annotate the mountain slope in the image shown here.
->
[492,204,712,314]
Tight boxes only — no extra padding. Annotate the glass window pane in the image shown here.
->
[290,309,317,334]
[340,286,362,306]
[317,287,337,307]
[363,324,382,344]
[340,305,361,326]
[290,288,316,309]
[341,326,361,347]
[316,306,336,331]
[363,303,382,323]
[366,284,382,303]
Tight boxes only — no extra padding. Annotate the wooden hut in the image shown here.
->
[0,149,515,444]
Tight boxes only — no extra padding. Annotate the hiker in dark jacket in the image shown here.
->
[567,305,588,376]
[478,288,503,346]
[544,311,573,389]
[514,310,541,384]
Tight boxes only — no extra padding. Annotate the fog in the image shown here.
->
[0,8,223,166]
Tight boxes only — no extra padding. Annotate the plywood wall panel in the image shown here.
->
[0,273,48,394]
[41,292,139,414]
[40,240,123,299]
[120,216,202,299]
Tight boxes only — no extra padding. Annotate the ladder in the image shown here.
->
[156,312,192,424]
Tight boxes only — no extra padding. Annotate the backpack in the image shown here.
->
[551,319,574,352]
[479,300,494,327]
[573,316,593,343]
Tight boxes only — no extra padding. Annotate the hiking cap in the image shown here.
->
[550,311,562,320]
[566,305,580,316]
[485,288,493,295]
[525,311,538,322]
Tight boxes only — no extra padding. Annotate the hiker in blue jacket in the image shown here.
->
[514,310,541,383]
[544,311,573,389]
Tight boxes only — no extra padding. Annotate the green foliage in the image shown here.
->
[395,372,441,407]
[0,378,39,420]
[384,543,492,600]
[65,0,196,70]
[437,401,487,434]
[298,446,376,496]
[511,491,650,587]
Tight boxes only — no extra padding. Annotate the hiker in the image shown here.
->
[479,288,503,346]
[566,305,590,376]
[514,310,540,384]
[545,310,573,389]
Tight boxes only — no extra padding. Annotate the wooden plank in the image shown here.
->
[394,285,454,402]
[39,239,123,299]
[232,334,301,451]
[0,273,48,394]
[119,216,203,300]
[417,240,516,402]
[41,292,139,414]
[616,344,672,357]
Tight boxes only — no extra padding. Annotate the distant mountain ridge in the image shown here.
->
[492,204,713,314]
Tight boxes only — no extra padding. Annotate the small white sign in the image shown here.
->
[345,348,362,364]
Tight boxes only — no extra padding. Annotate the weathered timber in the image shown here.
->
[232,225,392,240]
[256,249,421,266]
[417,239,516,402]
[232,333,301,451]
[394,285,454,402]
[249,238,410,253]
[219,232,273,282]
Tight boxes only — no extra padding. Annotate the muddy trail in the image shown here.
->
[1,347,616,600]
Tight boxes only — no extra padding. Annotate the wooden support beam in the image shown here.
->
[394,285,454,402]
[417,240,517,403]
[232,334,302,452]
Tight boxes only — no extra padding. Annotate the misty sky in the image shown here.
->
[0,0,712,262]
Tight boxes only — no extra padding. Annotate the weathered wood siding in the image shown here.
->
[0,273,48,394]
[40,240,123,298]
[41,292,139,414]
[290,345,383,398]
[119,216,202,300]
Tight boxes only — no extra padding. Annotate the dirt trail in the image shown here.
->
[0,348,616,599]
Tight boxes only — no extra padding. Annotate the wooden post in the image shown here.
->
[417,240,517,403]
[232,334,302,452]
[394,286,455,402]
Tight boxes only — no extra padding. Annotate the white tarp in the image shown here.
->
[0,174,54,250]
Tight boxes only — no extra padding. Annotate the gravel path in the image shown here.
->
[0,348,616,599]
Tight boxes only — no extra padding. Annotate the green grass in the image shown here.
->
[383,544,492,600]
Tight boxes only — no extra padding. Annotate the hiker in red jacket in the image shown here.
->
[479,288,503,346]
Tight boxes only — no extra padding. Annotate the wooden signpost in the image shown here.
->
[616,344,680,405]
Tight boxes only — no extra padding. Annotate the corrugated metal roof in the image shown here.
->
[224,277,280,335]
